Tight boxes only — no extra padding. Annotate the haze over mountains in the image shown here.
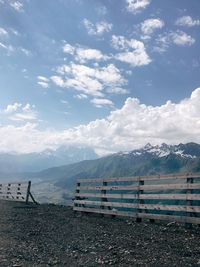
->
[0,145,98,173]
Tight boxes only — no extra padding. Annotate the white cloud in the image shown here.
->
[37,76,49,88]
[2,103,22,114]
[62,43,107,63]
[170,31,195,46]
[1,103,37,122]
[0,42,14,53]
[75,47,108,63]
[37,76,49,82]
[82,19,112,36]
[9,1,23,12]
[69,87,200,154]
[155,30,195,52]
[63,43,75,54]
[74,94,88,100]
[10,104,37,122]
[91,98,114,108]
[112,35,151,66]
[56,65,71,75]
[126,0,151,13]
[0,27,8,36]
[141,18,164,36]
[61,100,69,105]
[1,87,200,154]
[51,75,66,88]
[51,63,126,97]
[37,81,49,88]
[175,16,200,27]
[106,87,129,94]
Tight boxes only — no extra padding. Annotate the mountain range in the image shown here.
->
[29,142,200,203]
[1,142,200,204]
[0,145,98,173]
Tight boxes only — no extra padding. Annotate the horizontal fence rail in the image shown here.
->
[73,173,200,225]
[0,181,37,204]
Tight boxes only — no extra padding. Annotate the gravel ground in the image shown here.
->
[0,201,200,267]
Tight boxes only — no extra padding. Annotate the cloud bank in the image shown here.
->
[1,88,200,155]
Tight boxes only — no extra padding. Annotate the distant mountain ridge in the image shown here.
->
[116,142,200,159]
[33,142,200,188]
[0,145,98,172]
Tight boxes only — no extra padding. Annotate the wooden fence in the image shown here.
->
[0,181,37,204]
[73,173,200,225]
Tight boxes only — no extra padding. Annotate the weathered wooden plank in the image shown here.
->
[73,206,200,224]
[140,194,200,200]
[75,192,138,199]
[76,173,200,183]
[73,206,138,218]
[75,192,200,200]
[0,194,25,201]
[74,200,200,213]
[0,181,31,202]
[77,183,200,192]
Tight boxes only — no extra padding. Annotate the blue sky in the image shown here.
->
[0,0,200,155]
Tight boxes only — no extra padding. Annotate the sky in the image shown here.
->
[0,0,200,155]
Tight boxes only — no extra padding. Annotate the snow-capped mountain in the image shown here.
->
[117,142,200,159]
[35,142,200,204]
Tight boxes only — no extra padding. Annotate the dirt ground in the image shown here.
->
[0,201,200,267]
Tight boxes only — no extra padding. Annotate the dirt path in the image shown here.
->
[0,201,200,267]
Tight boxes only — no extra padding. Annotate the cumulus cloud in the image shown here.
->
[2,103,22,114]
[0,103,37,122]
[63,43,75,54]
[170,31,195,46]
[51,63,127,97]
[75,47,108,63]
[1,87,200,154]
[90,98,114,108]
[11,104,37,122]
[175,16,200,27]
[62,40,150,67]
[82,19,112,36]
[112,35,151,66]
[62,43,108,63]
[155,30,195,52]
[141,18,164,38]
[126,0,151,13]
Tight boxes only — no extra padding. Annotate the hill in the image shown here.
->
[29,142,200,203]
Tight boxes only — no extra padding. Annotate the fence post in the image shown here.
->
[136,177,144,222]
[186,175,194,228]
[101,181,106,208]
[74,182,80,207]
[25,181,31,204]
